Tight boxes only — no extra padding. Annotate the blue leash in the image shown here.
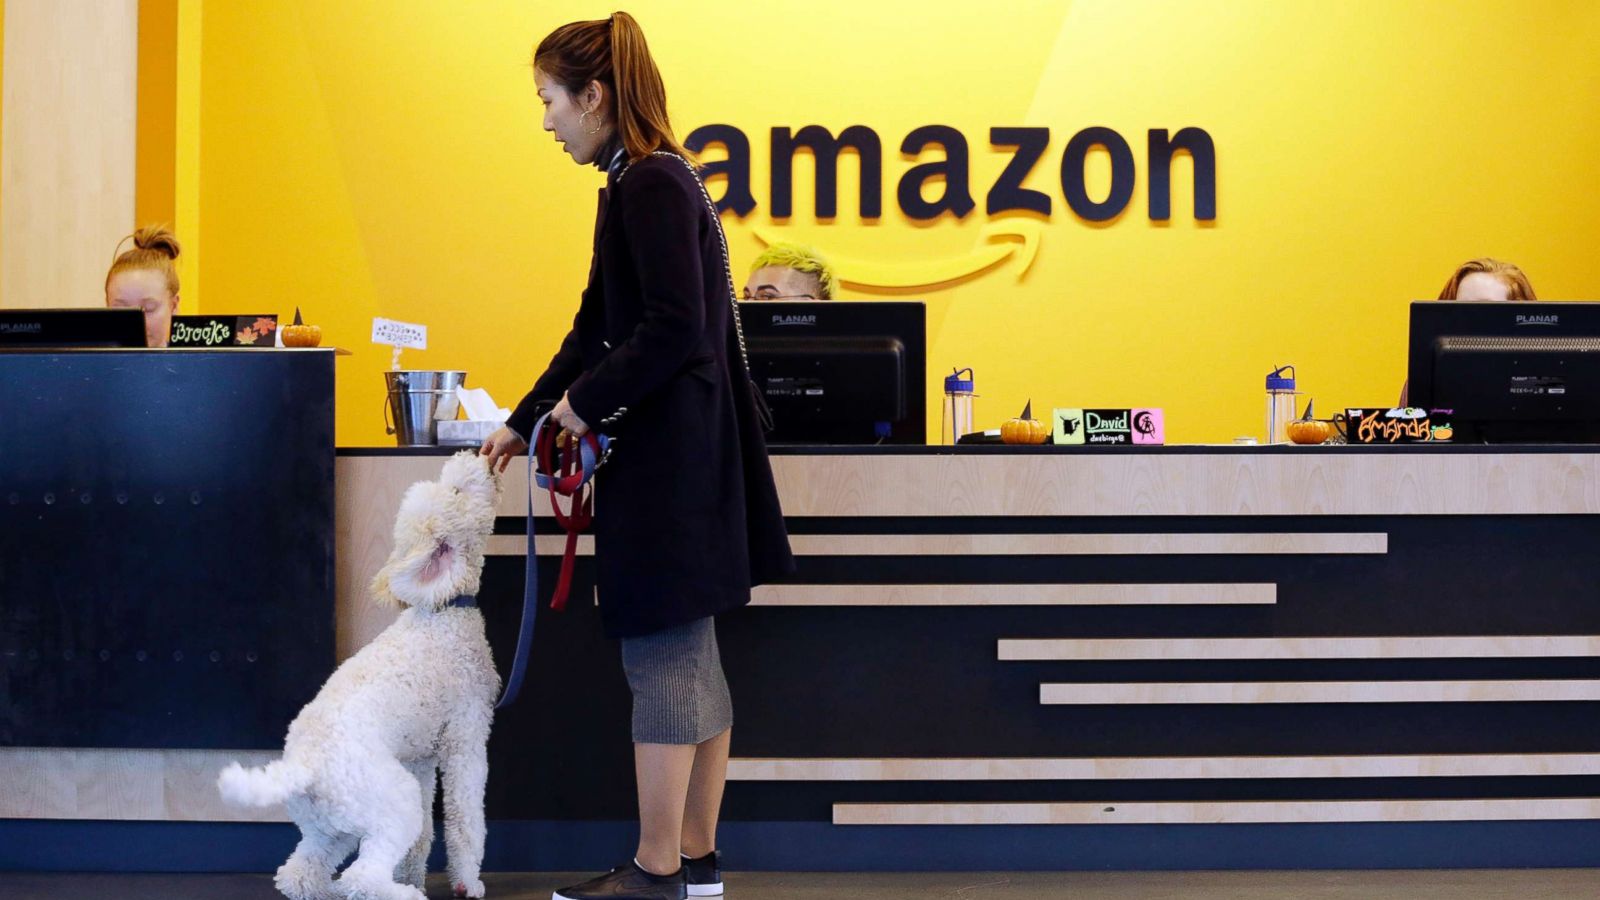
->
[495,412,609,710]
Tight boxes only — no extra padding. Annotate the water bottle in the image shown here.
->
[1265,364,1298,444]
[941,367,976,445]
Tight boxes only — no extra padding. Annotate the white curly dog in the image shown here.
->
[219,450,503,900]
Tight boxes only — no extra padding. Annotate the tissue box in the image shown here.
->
[437,420,501,447]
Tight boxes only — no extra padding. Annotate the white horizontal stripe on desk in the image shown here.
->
[749,583,1274,606]
[487,533,1386,558]
[832,797,1600,826]
[782,532,1387,556]
[1000,635,1600,661]
[727,753,1600,782]
[0,747,288,822]
[1038,680,1600,704]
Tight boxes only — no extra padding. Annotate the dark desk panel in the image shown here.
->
[0,349,335,748]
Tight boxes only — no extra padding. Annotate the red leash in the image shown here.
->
[532,414,607,611]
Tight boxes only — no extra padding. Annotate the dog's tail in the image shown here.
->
[217,759,313,807]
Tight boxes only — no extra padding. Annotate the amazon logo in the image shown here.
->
[686,123,1215,289]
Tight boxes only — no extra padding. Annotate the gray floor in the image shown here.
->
[3,870,1600,899]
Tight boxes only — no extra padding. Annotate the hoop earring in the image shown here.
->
[579,110,602,136]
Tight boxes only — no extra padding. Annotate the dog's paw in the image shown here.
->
[453,877,486,898]
[275,861,342,900]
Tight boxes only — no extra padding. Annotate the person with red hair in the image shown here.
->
[104,225,182,348]
[1400,258,1539,406]
[1437,258,1538,304]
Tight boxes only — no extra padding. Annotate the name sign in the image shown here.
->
[1054,408,1165,446]
[168,315,278,347]
[1344,408,1454,443]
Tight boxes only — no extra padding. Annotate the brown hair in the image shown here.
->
[533,11,691,162]
[106,225,181,295]
[1437,258,1537,301]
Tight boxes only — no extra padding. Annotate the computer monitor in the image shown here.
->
[739,300,926,445]
[1407,300,1600,443]
[0,308,146,348]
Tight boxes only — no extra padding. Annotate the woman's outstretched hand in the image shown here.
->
[480,426,529,474]
[481,393,587,473]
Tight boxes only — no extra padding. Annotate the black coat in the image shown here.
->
[508,152,795,638]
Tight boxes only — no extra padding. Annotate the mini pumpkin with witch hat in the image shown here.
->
[1286,398,1335,445]
[282,307,322,347]
[1001,400,1051,445]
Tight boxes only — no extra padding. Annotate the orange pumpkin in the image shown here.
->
[1286,418,1334,445]
[283,307,322,347]
[1001,400,1051,445]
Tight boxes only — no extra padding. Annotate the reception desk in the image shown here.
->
[6,443,1600,871]
[0,349,336,751]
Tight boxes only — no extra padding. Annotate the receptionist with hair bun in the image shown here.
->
[105,225,183,348]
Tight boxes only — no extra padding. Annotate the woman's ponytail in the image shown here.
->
[536,11,690,162]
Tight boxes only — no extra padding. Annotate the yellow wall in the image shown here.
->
[1,1,5,230]
[135,0,177,234]
[190,0,1600,446]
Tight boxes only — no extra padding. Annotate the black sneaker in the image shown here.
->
[682,850,723,897]
[552,860,687,900]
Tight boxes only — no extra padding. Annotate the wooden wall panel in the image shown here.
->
[0,0,137,308]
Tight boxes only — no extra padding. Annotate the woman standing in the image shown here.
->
[481,12,793,900]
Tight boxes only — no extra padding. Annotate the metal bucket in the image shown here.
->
[384,370,467,446]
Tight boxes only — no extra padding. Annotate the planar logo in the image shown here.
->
[1516,315,1558,326]
[771,314,817,327]
[687,122,1216,289]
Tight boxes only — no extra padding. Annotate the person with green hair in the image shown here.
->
[741,241,838,301]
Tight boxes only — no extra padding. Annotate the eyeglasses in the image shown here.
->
[740,289,817,301]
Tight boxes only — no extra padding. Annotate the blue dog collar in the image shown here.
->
[448,595,477,608]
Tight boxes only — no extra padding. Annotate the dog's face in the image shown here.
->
[370,451,503,612]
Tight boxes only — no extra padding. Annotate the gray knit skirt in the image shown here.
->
[619,616,733,744]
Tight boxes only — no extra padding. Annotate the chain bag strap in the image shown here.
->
[618,151,775,433]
